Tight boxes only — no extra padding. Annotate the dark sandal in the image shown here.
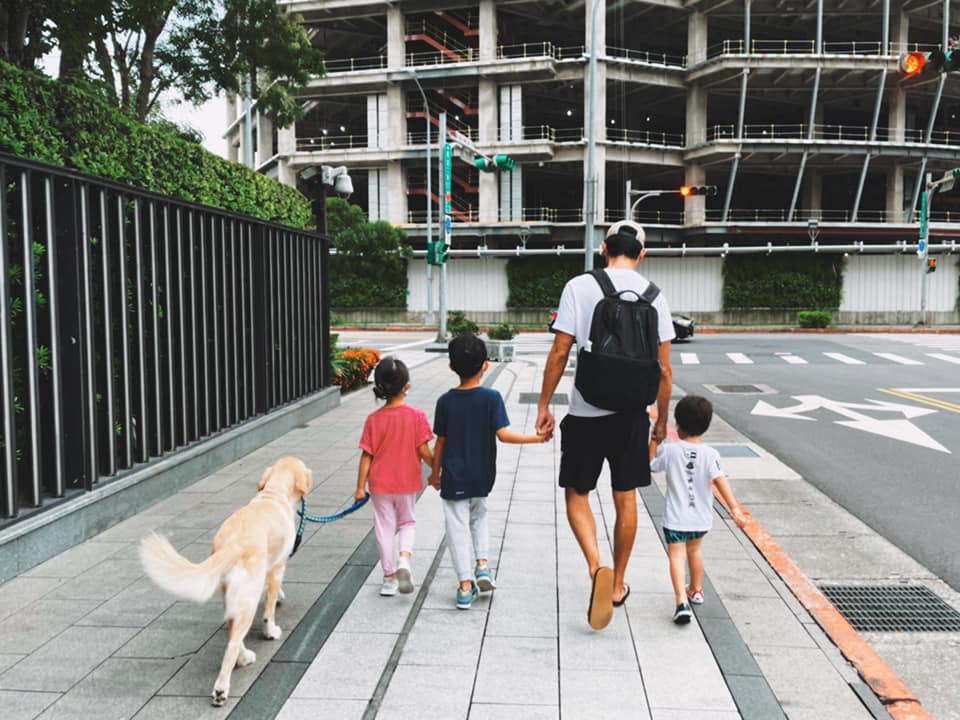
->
[612,583,630,607]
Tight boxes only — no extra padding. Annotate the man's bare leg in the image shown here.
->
[611,488,637,602]
[565,487,601,576]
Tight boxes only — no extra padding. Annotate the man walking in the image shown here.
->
[535,220,674,629]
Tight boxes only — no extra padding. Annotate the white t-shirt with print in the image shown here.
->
[650,440,724,532]
[552,267,675,417]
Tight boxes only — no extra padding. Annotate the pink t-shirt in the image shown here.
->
[359,405,433,494]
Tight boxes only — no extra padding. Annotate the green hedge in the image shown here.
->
[722,254,844,310]
[0,61,312,229]
[506,255,595,308]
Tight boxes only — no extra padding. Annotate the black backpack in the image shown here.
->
[574,269,662,411]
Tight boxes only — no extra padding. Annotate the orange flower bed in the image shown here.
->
[333,347,381,392]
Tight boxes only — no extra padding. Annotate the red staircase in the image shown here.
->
[434,10,479,37]
[405,19,473,63]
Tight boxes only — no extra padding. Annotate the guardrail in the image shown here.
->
[706,39,941,59]
[606,45,686,68]
[607,127,685,147]
[704,123,960,146]
[0,153,329,522]
[296,134,369,151]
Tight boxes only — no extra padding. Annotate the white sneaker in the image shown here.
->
[396,558,415,594]
[380,577,399,596]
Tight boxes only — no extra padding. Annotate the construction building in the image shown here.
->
[225,0,960,322]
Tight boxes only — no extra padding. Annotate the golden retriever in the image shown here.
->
[139,456,313,706]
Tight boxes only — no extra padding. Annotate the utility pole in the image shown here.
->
[917,167,957,325]
[426,113,450,351]
[409,73,435,327]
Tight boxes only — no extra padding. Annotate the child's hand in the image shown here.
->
[537,429,553,443]
[427,472,441,491]
[731,506,747,529]
[354,488,367,504]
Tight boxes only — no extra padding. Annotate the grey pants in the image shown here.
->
[442,497,489,583]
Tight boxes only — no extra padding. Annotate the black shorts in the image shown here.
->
[558,409,651,494]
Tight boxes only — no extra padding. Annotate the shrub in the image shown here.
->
[797,310,832,328]
[447,310,479,336]
[722,254,843,310]
[487,323,516,340]
[0,60,312,229]
[332,347,380,393]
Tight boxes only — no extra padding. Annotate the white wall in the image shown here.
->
[640,256,724,313]
[407,257,511,312]
[840,254,958,312]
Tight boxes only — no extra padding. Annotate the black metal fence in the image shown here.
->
[0,152,330,522]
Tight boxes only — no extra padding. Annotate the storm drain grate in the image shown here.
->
[705,383,776,396]
[518,392,568,405]
[819,585,960,632]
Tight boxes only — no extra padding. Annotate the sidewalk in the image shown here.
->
[0,349,889,719]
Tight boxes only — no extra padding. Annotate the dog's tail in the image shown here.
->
[139,533,242,604]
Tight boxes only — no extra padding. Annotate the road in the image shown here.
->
[336,329,960,591]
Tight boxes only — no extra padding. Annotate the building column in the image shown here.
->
[802,170,822,211]
[256,112,273,167]
[684,164,706,225]
[886,166,905,222]
[387,86,405,148]
[275,125,297,187]
[478,80,499,221]
[479,0,496,62]
[684,85,707,224]
[387,164,406,224]
[688,10,707,66]
[387,5,405,70]
[585,1,607,222]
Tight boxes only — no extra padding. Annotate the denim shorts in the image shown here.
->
[663,528,708,545]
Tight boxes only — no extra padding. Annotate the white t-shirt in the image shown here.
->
[650,440,724,532]
[552,267,675,417]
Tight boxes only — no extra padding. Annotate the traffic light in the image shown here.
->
[680,185,718,197]
[899,49,945,80]
[475,154,516,173]
[927,257,937,274]
[427,240,448,265]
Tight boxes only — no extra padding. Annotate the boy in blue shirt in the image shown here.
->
[430,333,551,609]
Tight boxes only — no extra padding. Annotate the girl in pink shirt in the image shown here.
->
[355,357,434,596]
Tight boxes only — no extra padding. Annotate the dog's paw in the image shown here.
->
[212,688,228,707]
[235,648,256,667]
[263,621,282,640]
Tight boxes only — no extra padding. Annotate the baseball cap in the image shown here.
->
[605,220,646,250]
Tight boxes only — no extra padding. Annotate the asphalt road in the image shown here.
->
[671,332,960,592]
[337,329,960,591]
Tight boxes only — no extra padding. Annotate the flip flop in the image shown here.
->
[612,583,630,607]
[588,566,614,630]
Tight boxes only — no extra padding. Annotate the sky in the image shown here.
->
[41,51,229,159]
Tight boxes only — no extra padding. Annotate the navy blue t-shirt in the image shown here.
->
[433,387,510,500]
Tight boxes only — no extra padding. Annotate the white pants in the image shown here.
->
[442,497,489,583]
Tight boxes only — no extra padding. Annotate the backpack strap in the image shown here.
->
[640,281,660,304]
[588,269,618,297]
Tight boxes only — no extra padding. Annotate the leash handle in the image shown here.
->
[298,492,370,523]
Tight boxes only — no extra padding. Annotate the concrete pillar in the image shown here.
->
[479,0,497,61]
[387,163,406,224]
[498,165,522,222]
[478,80,499,220]
[387,4,405,70]
[387,86,405,147]
[886,166,905,222]
[889,86,906,143]
[684,164,706,225]
[256,112,273,166]
[686,84,706,146]
[688,11,707,66]
[802,170,822,211]
[274,125,296,187]
[890,0,908,51]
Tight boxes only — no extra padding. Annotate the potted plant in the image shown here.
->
[485,323,517,362]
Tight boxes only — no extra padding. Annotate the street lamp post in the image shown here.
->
[583,0,604,270]
[409,72,435,326]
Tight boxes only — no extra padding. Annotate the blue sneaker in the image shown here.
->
[456,582,479,610]
[475,565,496,592]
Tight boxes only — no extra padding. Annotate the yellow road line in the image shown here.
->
[879,388,960,414]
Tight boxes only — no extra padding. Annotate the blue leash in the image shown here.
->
[291,493,370,557]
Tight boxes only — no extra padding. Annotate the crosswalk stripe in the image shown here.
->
[727,353,753,364]
[927,353,960,365]
[680,352,699,365]
[823,352,865,365]
[779,354,807,364]
[873,352,923,365]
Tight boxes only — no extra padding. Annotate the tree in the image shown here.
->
[326,198,412,309]
[5,0,324,125]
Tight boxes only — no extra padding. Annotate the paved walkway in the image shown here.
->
[0,349,885,719]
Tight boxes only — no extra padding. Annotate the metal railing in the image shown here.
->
[706,39,941,59]
[323,55,387,73]
[704,123,960,146]
[606,45,686,68]
[607,127,685,147]
[296,134,369,151]
[405,18,474,56]
[496,42,557,61]
[0,153,329,521]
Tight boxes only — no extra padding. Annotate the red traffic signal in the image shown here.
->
[680,185,718,197]
[900,51,926,77]
[927,257,937,274]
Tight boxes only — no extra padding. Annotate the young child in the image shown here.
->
[430,333,551,609]
[356,356,434,596]
[649,395,746,625]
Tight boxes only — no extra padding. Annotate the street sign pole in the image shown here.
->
[919,172,932,325]
[436,112,449,344]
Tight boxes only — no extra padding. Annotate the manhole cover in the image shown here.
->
[518,392,568,405]
[819,585,960,632]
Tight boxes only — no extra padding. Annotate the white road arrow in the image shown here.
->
[750,395,949,453]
